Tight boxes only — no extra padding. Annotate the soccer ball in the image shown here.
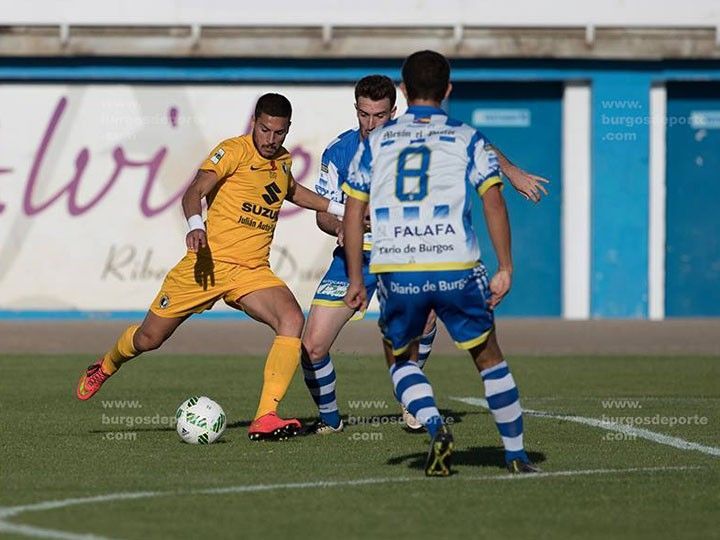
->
[175,396,226,444]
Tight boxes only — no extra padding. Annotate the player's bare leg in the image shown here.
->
[469,329,539,473]
[134,312,188,350]
[76,311,186,400]
[468,328,504,372]
[302,305,356,364]
[381,339,396,368]
[233,285,305,440]
[300,304,356,434]
[418,310,437,368]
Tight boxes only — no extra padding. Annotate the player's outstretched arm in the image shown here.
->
[316,211,343,242]
[286,182,346,218]
[342,196,368,311]
[482,185,513,310]
[182,169,220,253]
[491,145,549,203]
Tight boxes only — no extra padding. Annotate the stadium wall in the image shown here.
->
[1,58,719,320]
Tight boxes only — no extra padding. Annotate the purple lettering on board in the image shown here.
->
[15,96,315,219]
[0,167,12,213]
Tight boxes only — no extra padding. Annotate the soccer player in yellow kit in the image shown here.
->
[76,93,345,441]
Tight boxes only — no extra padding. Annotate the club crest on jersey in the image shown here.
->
[210,148,225,164]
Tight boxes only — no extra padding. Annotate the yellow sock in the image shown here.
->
[254,335,301,419]
[101,325,140,375]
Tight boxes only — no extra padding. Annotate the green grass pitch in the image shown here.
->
[1,354,718,539]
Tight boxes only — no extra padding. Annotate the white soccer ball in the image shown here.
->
[175,396,226,444]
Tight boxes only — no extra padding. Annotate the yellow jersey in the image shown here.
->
[199,134,293,268]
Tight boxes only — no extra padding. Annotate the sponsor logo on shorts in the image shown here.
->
[316,280,349,298]
[159,294,170,309]
[389,277,469,295]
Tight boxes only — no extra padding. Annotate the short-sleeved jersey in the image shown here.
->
[199,134,293,268]
[315,128,358,203]
[343,105,502,273]
[316,128,372,250]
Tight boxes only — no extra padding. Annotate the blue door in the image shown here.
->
[449,83,563,316]
[666,83,720,316]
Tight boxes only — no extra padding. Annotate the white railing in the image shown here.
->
[2,0,719,53]
[2,0,719,29]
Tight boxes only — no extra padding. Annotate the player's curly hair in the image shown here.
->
[401,50,450,102]
[254,93,292,119]
[355,75,397,107]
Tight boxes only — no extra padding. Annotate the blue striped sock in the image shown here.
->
[417,324,437,370]
[390,360,443,437]
[302,354,341,428]
[480,360,529,464]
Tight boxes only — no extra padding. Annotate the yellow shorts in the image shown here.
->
[150,253,286,318]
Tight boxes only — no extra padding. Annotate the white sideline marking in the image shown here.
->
[0,467,701,539]
[452,396,720,457]
[524,396,720,403]
[0,522,108,540]
[464,465,700,482]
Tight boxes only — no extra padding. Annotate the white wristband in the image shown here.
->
[327,200,345,218]
[187,214,205,232]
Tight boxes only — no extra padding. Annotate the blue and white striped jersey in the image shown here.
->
[315,128,372,249]
[315,128,360,204]
[343,105,502,273]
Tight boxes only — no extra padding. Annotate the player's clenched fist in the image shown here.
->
[343,281,367,311]
[488,268,512,310]
[186,230,208,253]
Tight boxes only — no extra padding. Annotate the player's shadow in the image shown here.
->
[89,427,176,433]
[194,246,215,290]
[225,409,474,431]
[387,446,546,472]
[225,416,335,429]
[225,416,320,430]
[226,419,251,429]
[88,427,231,444]
[344,408,472,431]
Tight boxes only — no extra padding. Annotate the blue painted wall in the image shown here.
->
[591,74,651,318]
[666,82,720,316]
[3,58,720,319]
[450,82,563,316]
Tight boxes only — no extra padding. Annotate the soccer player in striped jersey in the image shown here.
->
[302,75,548,437]
[343,51,540,476]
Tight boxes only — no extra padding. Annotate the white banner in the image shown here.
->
[0,84,391,312]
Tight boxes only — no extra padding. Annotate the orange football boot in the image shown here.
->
[248,412,302,441]
[76,359,112,400]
